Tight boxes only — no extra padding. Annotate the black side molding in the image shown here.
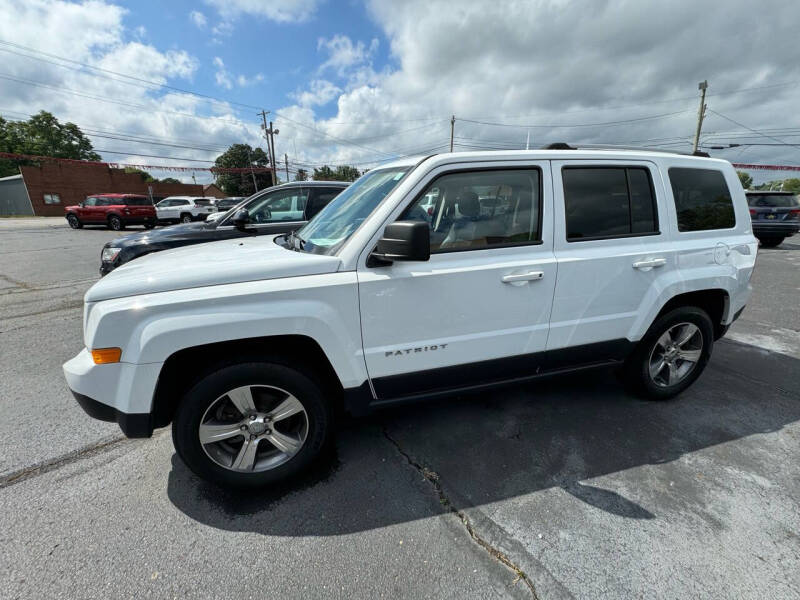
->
[71,390,153,438]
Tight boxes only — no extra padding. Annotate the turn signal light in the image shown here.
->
[91,347,122,364]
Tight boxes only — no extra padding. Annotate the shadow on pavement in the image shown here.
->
[167,339,800,536]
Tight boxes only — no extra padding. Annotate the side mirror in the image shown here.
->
[232,208,252,232]
[370,221,430,265]
[79,202,84,208]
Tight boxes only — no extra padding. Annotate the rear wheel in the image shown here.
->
[180,213,193,223]
[758,236,784,248]
[108,215,124,231]
[66,214,82,229]
[172,362,332,488]
[622,306,713,400]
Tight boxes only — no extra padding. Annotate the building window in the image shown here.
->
[44,193,61,205]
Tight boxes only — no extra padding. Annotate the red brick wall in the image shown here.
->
[20,164,204,216]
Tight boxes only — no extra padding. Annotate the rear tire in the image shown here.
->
[144,222,156,229]
[758,236,784,248]
[180,213,193,223]
[622,306,713,400]
[66,214,82,229]
[172,361,332,489]
[108,215,124,231]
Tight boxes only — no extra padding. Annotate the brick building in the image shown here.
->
[203,183,226,199]
[0,163,203,216]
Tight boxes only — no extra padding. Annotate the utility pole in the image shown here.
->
[526,129,530,150]
[692,80,708,154]
[246,148,259,192]
[259,110,278,186]
[450,115,455,152]
[284,153,289,181]
[268,121,279,184]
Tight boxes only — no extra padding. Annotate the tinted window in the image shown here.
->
[402,169,541,252]
[95,197,111,207]
[307,188,341,219]
[563,167,658,240]
[124,196,151,206]
[669,168,735,231]
[747,194,799,208]
[194,199,212,206]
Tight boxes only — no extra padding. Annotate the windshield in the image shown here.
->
[296,166,411,255]
[747,194,799,208]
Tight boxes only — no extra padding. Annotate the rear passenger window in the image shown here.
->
[125,197,151,206]
[669,168,735,231]
[563,167,658,240]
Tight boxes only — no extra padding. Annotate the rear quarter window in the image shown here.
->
[124,196,152,206]
[669,168,735,231]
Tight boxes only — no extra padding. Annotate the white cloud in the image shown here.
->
[292,79,342,107]
[189,10,207,28]
[0,0,264,184]
[274,0,800,181]
[213,56,264,90]
[317,35,379,77]
[204,0,322,23]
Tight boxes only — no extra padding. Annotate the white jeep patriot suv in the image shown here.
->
[63,148,757,488]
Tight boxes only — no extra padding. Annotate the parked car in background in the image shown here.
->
[155,196,217,224]
[205,197,246,223]
[65,194,156,231]
[67,149,756,488]
[746,191,800,247]
[99,181,348,274]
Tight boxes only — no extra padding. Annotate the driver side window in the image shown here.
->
[400,168,542,252]
[84,197,98,207]
[248,188,309,223]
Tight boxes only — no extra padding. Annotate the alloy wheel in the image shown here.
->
[647,322,703,387]
[199,384,309,472]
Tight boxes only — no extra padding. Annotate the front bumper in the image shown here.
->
[63,348,162,437]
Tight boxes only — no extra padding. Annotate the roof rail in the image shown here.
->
[541,143,712,158]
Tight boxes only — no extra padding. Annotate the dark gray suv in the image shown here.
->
[746,191,800,247]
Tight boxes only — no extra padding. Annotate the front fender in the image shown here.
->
[86,272,367,389]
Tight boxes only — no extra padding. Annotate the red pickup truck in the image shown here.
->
[65,194,157,231]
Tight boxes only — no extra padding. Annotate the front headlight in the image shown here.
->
[101,247,122,263]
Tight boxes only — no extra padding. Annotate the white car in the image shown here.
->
[155,196,217,224]
[64,147,756,488]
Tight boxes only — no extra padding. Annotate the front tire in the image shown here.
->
[66,214,82,229]
[108,215,124,231]
[622,307,713,400]
[172,362,332,488]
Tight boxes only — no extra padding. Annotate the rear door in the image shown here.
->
[549,160,670,352]
[124,196,153,220]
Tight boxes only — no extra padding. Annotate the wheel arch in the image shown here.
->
[151,334,344,429]
[652,289,730,340]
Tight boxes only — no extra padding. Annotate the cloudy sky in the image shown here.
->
[1,0,799,184]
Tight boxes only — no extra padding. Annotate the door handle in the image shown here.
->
[502,271,544,283]
[632,258,667,269]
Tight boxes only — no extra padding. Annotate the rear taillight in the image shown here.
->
[788,209,800,220]
[749,209,757,217]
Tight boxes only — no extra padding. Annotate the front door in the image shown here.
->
[357,162,556,400]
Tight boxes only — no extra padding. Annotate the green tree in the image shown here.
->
[781,178,800,193]
[160,177,181,184]
[312,164,361,181]
[736,170,753,190]
[0,111,101,177]
[295,168,308,181]
[213,144,273,196]
[124,167,156,182]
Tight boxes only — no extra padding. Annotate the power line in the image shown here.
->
[707,110,800,152]
[456,110,689,129]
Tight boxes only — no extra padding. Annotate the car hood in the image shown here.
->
[107,222,212,248]
[86,235,341,302]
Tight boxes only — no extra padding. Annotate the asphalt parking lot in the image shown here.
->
[1,217,799,599]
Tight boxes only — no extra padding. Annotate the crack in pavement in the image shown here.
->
[0,435,130,489]
[383,426,540,599]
